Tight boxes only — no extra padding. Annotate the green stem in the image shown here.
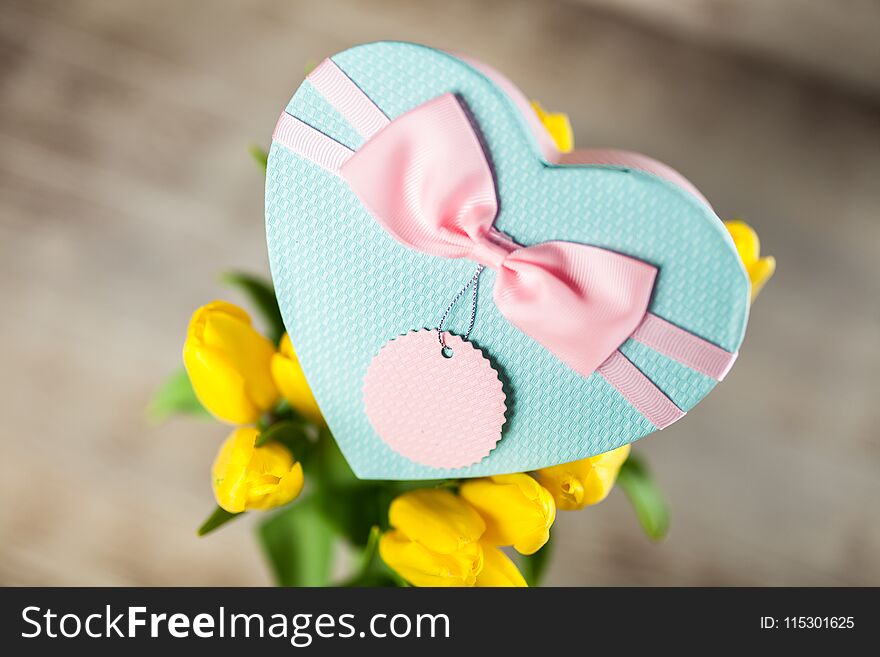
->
[358,525,382,576]
[197,506,242,537]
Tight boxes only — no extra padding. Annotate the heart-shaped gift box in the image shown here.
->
[265,41,749,480]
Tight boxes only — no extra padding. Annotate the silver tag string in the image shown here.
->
[437,264,484,350]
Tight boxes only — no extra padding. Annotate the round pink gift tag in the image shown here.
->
[362,330,507,468]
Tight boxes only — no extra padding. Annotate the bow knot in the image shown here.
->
[470,230,517,270]
[340,93,657,378]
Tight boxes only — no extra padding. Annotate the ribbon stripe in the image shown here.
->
[631,313,737,381]
[273,112,353,175]
[597,351,685,430]
[307,59,390,140]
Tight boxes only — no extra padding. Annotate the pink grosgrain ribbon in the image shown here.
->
[272,58,742,429]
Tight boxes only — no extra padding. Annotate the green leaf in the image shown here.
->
[519,539,553,587]
[312,427,359,488]
[197,506,242,536]
[311,445,449,550]
[249,144,268,172]
[219,271,285,343]
[339,526,400,587]
[360,525,382,569]
[258,496,335,587]
[256,419,314,453]
[146,367,211,423]
[341,571,399,587]
[306,430,392,547]
[617,455,670,541]
[316,483,395,547]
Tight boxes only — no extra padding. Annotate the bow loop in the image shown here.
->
[341,93,498,260]
[339,92,658,377]
[497,242,657,376]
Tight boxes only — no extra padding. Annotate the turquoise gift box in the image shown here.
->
[265,41,749,480]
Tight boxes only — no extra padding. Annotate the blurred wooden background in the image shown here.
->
[1,0,878,585]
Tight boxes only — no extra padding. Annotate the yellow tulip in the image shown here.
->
[388,488,486,553]
[475,544,528,587]
[531,101,574,153]
[271,333,324,425]
[183,301,279,425]
[534,444,631,511]
[212,427,304,513]
[379,488,486,587]
[379,529,483,587]
[724,220,776,302]
[459,474,556,555]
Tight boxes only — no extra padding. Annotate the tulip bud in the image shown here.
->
[183,301,280,425]
[531,101,574,153]
[459,474,556,555]
[212,427,304,513]
[380,529,483,588]
[534,444,631,511]
[271,333,324,425]
[475,544,528,587]
[724,220,776,302]
[379,488,486,587]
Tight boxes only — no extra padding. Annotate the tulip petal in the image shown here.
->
[203,311,279,412]
[535,444,631,510]
[748,256,776,302]
[379,529,482,587]
[248,462,304,511]
[249,441,295,478]
[183,301,279,425]
[724,220,775,302]
[271,334,325,425]
[184,342,259,424]
[531,101,574,153]
[475,545,527,587]
[212,427,259,513]
[459,474,555,555]
[724,220,760,265]
[388,489,486,555]
[212,427,304,513]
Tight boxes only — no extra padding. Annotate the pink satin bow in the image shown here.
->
[340,93,657,378]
